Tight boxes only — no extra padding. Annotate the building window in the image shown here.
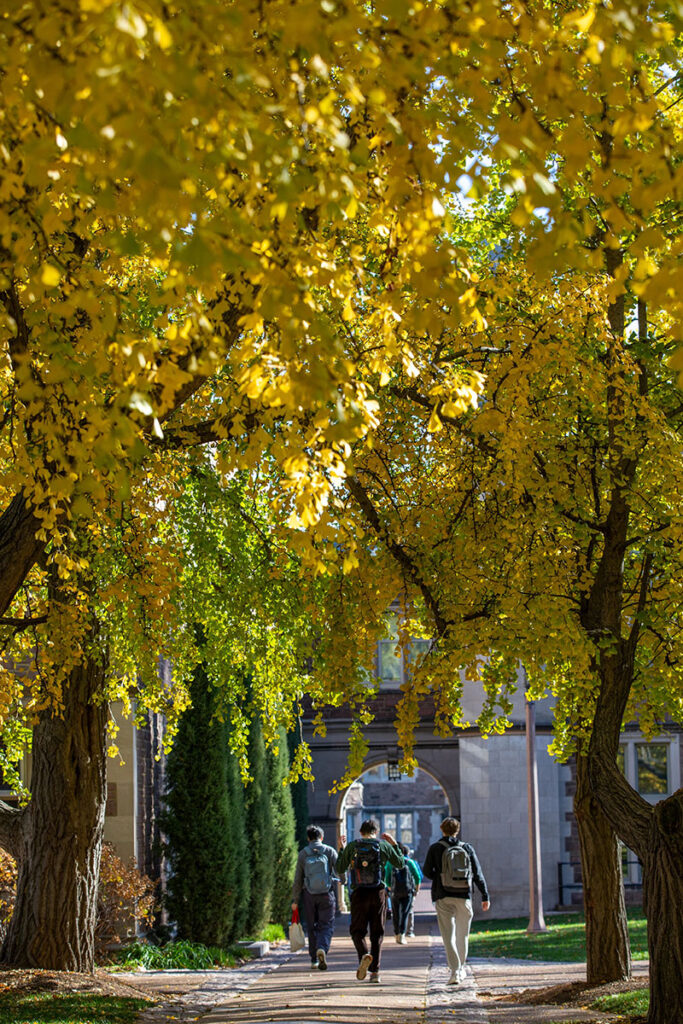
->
[617,735,680,885]
[376,612,431,688]
[636,743,668,796]
[399,812,413,848]
[618,737,678,803]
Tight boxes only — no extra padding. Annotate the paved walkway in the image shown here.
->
[121,914,649,1024]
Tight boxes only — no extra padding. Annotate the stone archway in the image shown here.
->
[337,761,451,867]
[301,703,461,852]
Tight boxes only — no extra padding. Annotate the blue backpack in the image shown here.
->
[303,845,332,894]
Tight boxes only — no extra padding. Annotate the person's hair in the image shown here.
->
[359,818,379,836]
[306,825,323,841]
[398,842,409,856]
[440,817,461,837]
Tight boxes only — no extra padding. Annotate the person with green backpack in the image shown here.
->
[337,818,404,984]
[291,825,340,971]
[422,817,490,986]
[384,842,422,943]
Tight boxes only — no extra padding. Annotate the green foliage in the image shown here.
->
[0,993,148,1024]
[266,728,298,928]
[243,714,274,934]
[111,939,252,971]
[592,989,650,1015]
[161,664,240,946]
[469,910,648,963]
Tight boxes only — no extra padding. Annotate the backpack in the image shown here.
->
[439,840,472,893]
[350,839,382,888]
[303,845,332,894]
[391,864,416,899]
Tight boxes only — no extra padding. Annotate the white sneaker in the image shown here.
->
[447,971,460,985]
[458,967,467,982]
[369,972,380,983]
[356,953,372,981]
[399,934,408,944]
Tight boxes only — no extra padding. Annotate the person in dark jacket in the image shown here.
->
[337,818,404,984]
[291,825,340,971]
[422,817,490,985]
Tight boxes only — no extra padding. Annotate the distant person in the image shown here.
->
[337,819,404,984]
[404,848,422,937]
[292,825,340,970]
[385,842,421,943]
[422,817,490,985]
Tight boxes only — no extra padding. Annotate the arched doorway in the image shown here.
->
[338,763,450,866]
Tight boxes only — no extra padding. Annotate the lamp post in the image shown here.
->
[525,669,547,934]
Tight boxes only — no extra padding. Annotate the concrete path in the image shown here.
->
[124,914,649,1024]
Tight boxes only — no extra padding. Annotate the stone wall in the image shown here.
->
[458,731,568,917]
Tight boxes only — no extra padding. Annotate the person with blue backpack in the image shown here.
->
[422,816,490,986]
[336,818,404,984]
[291,825,340,971]
[384,842,422,943]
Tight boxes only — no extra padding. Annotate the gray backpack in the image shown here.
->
[303,845,332,894]
[439,840,472,892]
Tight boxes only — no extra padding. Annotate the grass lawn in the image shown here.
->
[591,989,650,1015]
[469,907,648,962]
[0,992,148,1024]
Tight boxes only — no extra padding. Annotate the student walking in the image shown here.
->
[337,819,404,984]
[422,817,490,985]
[385,843,421,943]
[292,825,340,971]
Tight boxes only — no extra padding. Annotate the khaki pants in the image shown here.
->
[435,897,473,973]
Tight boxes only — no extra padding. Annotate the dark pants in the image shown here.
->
[349,886,387,972]
[392,893,414,936]
[302,889,336,961]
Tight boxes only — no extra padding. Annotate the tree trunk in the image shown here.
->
[0,492,46,616]
[574,754,631,984]
[588,672,682,1024]
[641,790,683,1024]
[0,648,108,971]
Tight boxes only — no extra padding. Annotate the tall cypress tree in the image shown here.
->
[225,741,251,941]
[161,664,246,945]
[287,727,310,850]
[243,716,273,933]
[267,727,298,927]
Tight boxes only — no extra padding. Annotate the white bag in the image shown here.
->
[289,915,305,952]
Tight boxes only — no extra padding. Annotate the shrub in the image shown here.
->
[96,843,156,953]
[113,939,253,970]
[0,843,155,954]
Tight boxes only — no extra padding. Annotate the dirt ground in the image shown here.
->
[480,977,649,1023]
[0,965,154,1001]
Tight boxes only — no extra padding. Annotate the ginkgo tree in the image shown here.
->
[1,0,682,983]
[316,258,683,1024]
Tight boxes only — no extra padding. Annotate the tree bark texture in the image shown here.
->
[641,790,683,1024]
[0,492,46,617]
[589,660,682,1024]
[0,649,108,971]
[574,754,631,984]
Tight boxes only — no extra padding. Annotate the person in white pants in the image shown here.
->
[422,817,490,986]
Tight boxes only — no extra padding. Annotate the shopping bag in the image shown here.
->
[289,906,305,952]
